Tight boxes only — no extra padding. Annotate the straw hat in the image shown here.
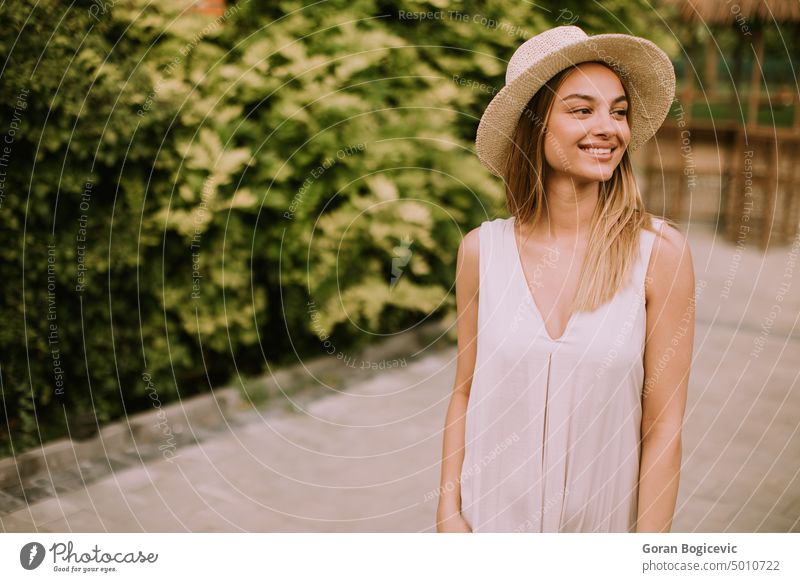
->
[475,26,676,177]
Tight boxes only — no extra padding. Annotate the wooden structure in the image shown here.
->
[637,1,800,248]
[670,0,800,131]
[634,121,800,248]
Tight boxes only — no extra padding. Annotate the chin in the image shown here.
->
[572,166,616,183]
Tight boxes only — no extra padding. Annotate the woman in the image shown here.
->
[436,26,694,533]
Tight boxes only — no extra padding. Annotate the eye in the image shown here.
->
[613,109,629,117]
[572,108,591,115]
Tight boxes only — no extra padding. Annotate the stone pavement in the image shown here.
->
[1,223,798,532]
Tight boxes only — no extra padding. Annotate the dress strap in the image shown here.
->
[478,218,495,285]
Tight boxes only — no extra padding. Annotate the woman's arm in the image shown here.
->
[637,222,695,533]
[436,227,481,533]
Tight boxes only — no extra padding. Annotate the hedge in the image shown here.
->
[0,0,669,456]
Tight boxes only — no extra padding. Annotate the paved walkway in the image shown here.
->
[2,223,798,532]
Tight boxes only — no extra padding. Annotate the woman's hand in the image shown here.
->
[435,230,480,534]
[436,503,473,532]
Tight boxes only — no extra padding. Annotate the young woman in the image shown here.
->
[437,26,694,533]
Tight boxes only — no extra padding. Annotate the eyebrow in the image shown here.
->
[561,94,628,105]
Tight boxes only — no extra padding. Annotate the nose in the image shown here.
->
[591,110,620,138]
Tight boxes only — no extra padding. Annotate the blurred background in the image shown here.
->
[0,0,798,532]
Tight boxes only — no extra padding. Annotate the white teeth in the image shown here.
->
[581,147,612,155]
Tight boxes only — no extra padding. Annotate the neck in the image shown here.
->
[531,172,600,240]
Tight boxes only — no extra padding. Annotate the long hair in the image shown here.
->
[502,62,678,313]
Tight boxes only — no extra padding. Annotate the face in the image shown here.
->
[542,62,631,184]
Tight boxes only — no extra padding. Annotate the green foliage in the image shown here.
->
[0,0,673,456]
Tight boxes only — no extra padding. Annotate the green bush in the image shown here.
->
[0,0,670,456]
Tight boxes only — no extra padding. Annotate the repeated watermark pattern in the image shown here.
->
[453,70,575,173]
[398,10,530,38]
[673,102,697,194]
[306,297,407,370]
[88,0,120,20]
[424,432,520,502]
[642,279,707,400]
[46,241,66,399]
[75,179,93,293]
[142,372,179,462]
[750,228,799,358]
[509,244,561,333]
[595,274,650,379]
[0,87,28,211]
[179,1,250,57]
[513,487,570,532]
[555,8,580,25]
[721,150,754,299]
[135,2,250,118]
[452,73,499,97]
[529,245,560,289]
[1,0,795,538]
[389,234,413,289]
[284,142,366,220]
[190,176,217,300]
[724,1,753,36]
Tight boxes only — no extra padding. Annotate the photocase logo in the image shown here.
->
[556,8,579,25]
[20,542,46,570]
[389,234,413,290]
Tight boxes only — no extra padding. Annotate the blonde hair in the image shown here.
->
[502,62,678,313]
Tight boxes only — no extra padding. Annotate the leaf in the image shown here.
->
[367,174,398,202]
[218,188,258,210]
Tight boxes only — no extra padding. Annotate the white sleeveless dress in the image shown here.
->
[460,215,663,532]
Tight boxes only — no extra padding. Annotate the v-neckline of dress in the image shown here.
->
[509,216,576,343]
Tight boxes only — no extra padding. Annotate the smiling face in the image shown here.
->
[542,62,631,184]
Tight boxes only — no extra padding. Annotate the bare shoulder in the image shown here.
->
[646,220,695,305]
[457,225,481,279]
[453,225,482,396]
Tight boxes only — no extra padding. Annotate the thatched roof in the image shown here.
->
[667,0,800,23]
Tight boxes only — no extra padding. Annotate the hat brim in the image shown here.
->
[476,34,676,177]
